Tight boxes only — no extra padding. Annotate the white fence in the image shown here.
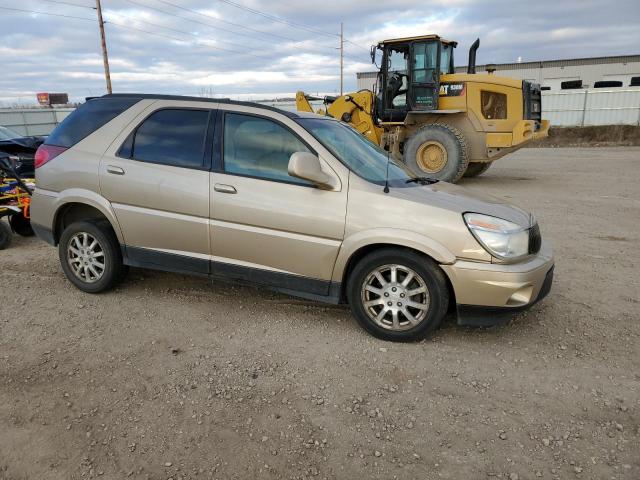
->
[541,88,640,127]
[1,91,639,135]
[0,108,74,136]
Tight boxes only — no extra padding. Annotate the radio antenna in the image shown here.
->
[383,151,390,193]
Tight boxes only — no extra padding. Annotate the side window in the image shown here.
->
[480,91,507,119]
[130,109,209,168]
[223,113,311,184]
[412,42,438,83]
[46,97,139,148]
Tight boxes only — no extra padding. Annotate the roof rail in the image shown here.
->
[99,93,300,118]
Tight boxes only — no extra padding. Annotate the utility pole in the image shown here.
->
[95,0,112,94]
[340,22,344,95]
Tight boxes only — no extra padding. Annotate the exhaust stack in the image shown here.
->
[467,38,480,74]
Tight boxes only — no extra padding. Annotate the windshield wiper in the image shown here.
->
[406,176,439,185]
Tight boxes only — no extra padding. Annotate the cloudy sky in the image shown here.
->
[1,0,639,105]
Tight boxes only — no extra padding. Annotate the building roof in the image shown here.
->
[357,54,640,78]
[457,54,640,72]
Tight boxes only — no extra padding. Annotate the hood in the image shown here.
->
[390,181,533,227]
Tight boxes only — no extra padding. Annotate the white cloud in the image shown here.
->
[0,0,638,104]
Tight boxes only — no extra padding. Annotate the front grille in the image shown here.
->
[528,223,542,254]
[523,81,542,122]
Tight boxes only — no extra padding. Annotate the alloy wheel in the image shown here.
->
[360,264,430,331]
[67,232,106,283]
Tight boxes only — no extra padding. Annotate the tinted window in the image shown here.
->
[132,109,209,168]
[223,113,310,183]
[46,97,139,148]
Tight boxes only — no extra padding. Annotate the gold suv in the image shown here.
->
[31,94,554,341]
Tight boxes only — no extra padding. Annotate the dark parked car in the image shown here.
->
[0,125,45,178]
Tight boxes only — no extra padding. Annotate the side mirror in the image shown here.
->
[288,152,332,187]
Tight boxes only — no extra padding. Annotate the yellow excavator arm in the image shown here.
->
[295,91,383,145]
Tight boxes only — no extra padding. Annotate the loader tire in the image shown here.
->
[463,161,492,178]
[403,123,469,183]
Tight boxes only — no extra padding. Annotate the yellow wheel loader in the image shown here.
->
[296,35,550,182]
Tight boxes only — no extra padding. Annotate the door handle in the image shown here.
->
[106,165,125,175]
[214,183,237,194]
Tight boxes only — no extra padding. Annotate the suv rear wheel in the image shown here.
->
[347,248,449,341]
[58,220,126,293]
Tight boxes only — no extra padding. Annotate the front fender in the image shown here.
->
[331,227,456,282]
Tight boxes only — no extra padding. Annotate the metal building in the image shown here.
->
[356,54,640,92]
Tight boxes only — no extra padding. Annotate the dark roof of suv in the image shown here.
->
[98,93,301,118]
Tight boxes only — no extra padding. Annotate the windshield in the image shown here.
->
[0,126,21,141]
[298,118,419,187]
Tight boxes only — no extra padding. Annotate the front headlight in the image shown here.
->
[464,213,529,259]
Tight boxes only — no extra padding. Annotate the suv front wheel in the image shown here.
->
[59,220,126,293]
[347,248,449,341]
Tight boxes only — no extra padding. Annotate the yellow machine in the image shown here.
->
[296,35,550,182]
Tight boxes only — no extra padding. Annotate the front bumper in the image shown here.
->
[486,119,551,151]
[440,242,554,326]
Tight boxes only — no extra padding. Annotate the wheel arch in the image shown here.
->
[336,241,457,310]
[332,229,457,298]
[52,191,123,245]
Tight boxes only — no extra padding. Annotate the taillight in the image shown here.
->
[34,144,67,169]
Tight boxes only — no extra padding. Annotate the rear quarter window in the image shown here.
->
[45,97,139,148]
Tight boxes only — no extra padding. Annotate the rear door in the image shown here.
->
[100,101,214,274]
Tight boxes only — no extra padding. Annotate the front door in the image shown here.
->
[409,41,440,111]
[100,104,213,274]
[381,44,410,122]
[209,109,347,295]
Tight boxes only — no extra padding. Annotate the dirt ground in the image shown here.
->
[532,126,640,148]
[1,147,638,480]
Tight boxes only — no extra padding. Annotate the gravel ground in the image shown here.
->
[1,147,638,480]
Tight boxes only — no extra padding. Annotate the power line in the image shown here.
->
[3,4,361,91]
[152,0,298,43]
[40,0,95,9]
[104,11,265,59]
[119,0,336,54]
[210,0,339,38]
[344,39,371,52]
[121,0,263,43]
[0,5,95,21]
[105,21,281,71]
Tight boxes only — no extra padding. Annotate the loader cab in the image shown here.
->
[373,35,456,123]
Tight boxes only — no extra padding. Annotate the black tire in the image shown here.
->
[347,248,450,342]
[403,123,469,183]
[58,220,125,293]
[9,214,34,236]
[463,161,492,178]
[0,220,12,250]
